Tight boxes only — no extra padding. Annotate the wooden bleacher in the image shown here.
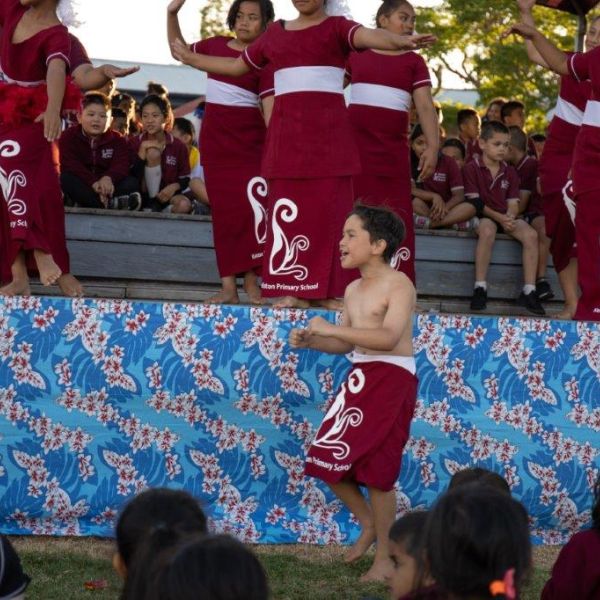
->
[31,208,563,316]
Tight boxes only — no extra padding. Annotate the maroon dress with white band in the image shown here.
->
[242,17,361,299]
[539,63,591,274]
[0,0,77,284]
[348,50,431,283]
[567,47,600,321]
[192,36,273,278]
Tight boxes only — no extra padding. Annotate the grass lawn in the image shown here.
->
[11,537,560,600]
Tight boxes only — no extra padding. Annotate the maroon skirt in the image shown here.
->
[305,355,417,492]
[261,177,356,299]
[203,166,267,277]
[352,173,415,283]
[0,121,69,282]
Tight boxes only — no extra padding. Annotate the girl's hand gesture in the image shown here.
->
[101,64,140,79]
[502,22,538,40]
[395,33,437,51]
[171,38,193,64]
[35,109,62,142]
[167,0,186,15]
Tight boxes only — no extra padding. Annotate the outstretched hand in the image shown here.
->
[396,33,437,51]
[502,22,538,40]
[101,64,140,79]
[167,0,186,14]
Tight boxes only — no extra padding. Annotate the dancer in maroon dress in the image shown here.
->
[506,19,600,321]
[168,0,275,305]
[171,0,435,309]
[517,0,598,319]
[347,0,439,283]
[0,0,82,296]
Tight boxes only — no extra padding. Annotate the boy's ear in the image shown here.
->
[478,137,485,151]
[76,112,83,125]
[372,238,387,257]
[112,552,127,579]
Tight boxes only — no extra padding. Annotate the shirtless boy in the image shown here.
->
[289,204,418,583]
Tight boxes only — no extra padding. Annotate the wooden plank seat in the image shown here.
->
[63,207,563,305]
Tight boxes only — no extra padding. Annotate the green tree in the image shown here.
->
[418,1,578,130]
[200,0,229,39]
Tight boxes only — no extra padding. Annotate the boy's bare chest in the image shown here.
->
[347,293,387,325]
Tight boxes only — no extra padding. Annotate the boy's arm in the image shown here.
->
[518,189,531,214]
[37,58,66,141]
[446,187,465,210]
[506,198,520,218]
[289,309,354,355]
[307,281,414,352]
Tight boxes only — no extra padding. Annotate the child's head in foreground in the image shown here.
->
[343,204,406,266]
[79,92,111,137]
[387,511,432,599]
[448,467,511,495]
[425,484,531,600]
[478,121,510,164]
[131,533,269,600]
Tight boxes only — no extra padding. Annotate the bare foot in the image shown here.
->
[554,304,577,320]
[272,296,311,309]
[359,557,394,583]
[313,298,344,311]
[57,273,84,297]
[243,273,263,305]
[203,290,240,305]
[344,526,376,564]
[0,278,31,296]
[33,250,62,286]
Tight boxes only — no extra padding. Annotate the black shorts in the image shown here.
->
[465,196,485,218]
[522,212,543,225]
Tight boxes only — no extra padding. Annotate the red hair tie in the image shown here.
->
[489,568,516,599]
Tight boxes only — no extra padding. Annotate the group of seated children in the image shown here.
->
[3,470,599,600]
[410,98,551,316]
[59,89,210,217]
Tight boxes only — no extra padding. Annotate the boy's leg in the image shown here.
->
[60,172,104,209]
[411,198,431,217]
[0,251,30,296]
[204,275,240,305]
[359,487,397,583]
[507,220,538,286]
[433,201,476,228]
[531,216,551,280]
[243,270,263,305]
[328,481,375,564]
[474,218,497,282]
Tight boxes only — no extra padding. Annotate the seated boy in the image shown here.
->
[59,93,141,210]
[464,121,544,315]
[290,205,417,583]
[507,125,554,301]
[457,108,481,163]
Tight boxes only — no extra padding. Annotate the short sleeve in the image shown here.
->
[519,161,537,194]
[259,64,275,98]
[243,25,271,71]
[191,38,213,55]
[507,166,520,201]
[334,16,362,55]
[568,51,589,82]
[69,34,91,72]
[42,27,71,68]
[412,53,432,91]
[447,157,463,189]
[462,163,479,197]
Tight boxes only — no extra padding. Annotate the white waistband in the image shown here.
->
[274,66,345,97]
[350,351,416,375]
[554,96,584,126]
[206,79,259,108]
[582,100,600,128]
[350,82,412,112]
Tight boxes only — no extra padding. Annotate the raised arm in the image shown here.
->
[505,23,569,75]
[353,27,436,52]
[517,0,549,68]
[167,0,188,49]
[171,38,250,77]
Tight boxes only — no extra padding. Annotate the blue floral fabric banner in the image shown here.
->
[0,296,598,544]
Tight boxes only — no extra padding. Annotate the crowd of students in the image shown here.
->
[2,471,599,599]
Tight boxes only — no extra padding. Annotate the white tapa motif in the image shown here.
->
[562,179,576,225]
[269,198,309,281]
[0,141,27,217]
[390,247,411,270]
[247,176,268,244]
[311,368,365,460]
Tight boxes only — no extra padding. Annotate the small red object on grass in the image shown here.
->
[84,579,108,591]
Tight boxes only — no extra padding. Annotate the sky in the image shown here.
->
[72,0,444,66]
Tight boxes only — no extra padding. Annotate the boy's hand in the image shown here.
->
[429,193,447,221]
[157,183,180,204]
[35,109,62,142]
[289,328,310,348]
[307,316,334,337]
[499,213,516,232]
[95,176,114,198]
[167,0,186,14]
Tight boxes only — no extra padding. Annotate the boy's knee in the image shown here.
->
[477,222,496,242]
[171,196,192,214]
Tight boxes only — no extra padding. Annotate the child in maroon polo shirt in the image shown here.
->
[463,121,544,315]
[507,125,554,302]
[59,93,141,210]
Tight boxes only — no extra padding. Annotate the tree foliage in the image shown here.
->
[418,1,578,130]
[200,0,230,39]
